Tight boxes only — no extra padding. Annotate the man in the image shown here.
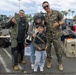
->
[42,1,65,71]
[6,10,29,71]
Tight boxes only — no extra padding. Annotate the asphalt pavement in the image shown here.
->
[0,46,76,75]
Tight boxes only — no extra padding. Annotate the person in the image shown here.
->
[28,13,45,69]
[6,10,29,71]
[42,1,65,71]
[32,25,48,72]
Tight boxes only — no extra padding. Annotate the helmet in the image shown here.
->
[33,13,45,25]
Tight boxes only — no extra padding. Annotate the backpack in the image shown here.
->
[0,38,11,48]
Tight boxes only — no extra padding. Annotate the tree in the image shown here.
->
[25,14,33,22]
[73,15,76,20]
[71,11,75,19]
[61,11,68,19]
[68,9,71,19]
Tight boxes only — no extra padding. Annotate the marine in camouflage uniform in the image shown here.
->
[42,1,65,71]
[6,10,29,70]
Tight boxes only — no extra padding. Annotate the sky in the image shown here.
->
[0,0,76,18]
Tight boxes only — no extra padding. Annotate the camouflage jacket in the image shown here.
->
[45,10,63,37]
[32,31,48,51]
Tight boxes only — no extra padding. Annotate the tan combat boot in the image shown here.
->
[47,61,52,69]
[20,60,26,64]
[13,65,19,71]
[58,63,63,71]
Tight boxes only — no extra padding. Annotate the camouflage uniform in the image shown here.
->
[45,10,64,64]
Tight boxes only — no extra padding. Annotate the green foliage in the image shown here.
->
[25,14,33,22]
[0,15,9,28]
[73,15,76,20]
[61,11,68,16]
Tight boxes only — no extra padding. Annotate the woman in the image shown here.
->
[28,13,45,69]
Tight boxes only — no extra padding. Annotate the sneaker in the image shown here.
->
[40,67,43,72]
[58,64,63,71]
[34,68,37,72]
[20,60,26,64]
[31,64,34,69]
[13,65,19,71]
[47,61,52,69]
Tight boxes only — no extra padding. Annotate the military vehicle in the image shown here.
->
[0,15,11,48]
[0,15,9,28]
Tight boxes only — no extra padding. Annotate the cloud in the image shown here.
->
[0,0,18,11]
[0,0,76,17]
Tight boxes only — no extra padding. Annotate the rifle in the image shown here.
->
[28,31,45,44]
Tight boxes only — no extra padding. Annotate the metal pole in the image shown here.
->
[69,12,70,19]
[18,0,21,11]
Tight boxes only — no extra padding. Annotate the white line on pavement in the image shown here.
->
[0,54,11,72]
[2,48,26,72]
[2,48,12,60]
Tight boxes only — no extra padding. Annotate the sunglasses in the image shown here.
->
[43,5,49,9]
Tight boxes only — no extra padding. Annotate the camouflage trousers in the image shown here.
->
[46,31,64,64]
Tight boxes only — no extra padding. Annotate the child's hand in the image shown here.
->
[45,46,48,50]
[33,34,36,38]
[38,47,41,50]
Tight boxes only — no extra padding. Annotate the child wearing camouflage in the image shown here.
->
[32,25,48,72]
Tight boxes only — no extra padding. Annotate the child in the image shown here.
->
[32,25,48,72]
